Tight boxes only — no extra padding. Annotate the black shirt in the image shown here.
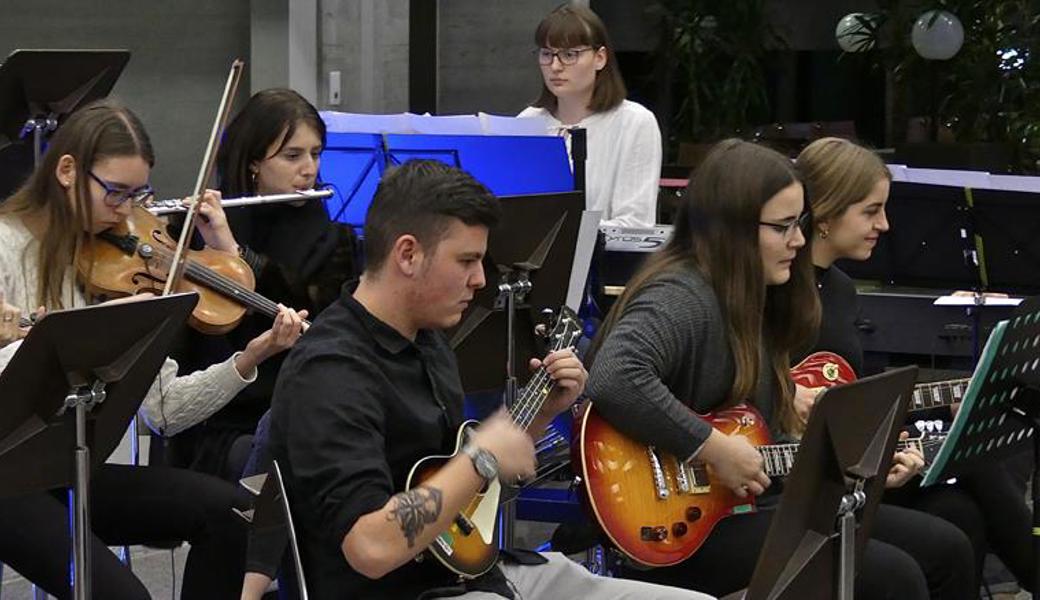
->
[794,265,864,376]
[268,282,511,599]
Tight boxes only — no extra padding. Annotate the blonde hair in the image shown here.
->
[797,137,890,225]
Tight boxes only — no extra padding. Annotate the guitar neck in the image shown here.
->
[508,367,558,432]
[758,438,926,478]
[507,308,581,432]
[910,378,971,412]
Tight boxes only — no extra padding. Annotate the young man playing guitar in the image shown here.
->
[796,137,1033,594]
[266,160,711,599]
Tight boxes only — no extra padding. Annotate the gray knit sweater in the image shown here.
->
[587,267,776,460]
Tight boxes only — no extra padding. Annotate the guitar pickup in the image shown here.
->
[454,513,475,536]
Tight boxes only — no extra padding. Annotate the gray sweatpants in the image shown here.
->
[432,552,716,599]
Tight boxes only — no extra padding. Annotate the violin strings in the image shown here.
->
[146,244,280,317]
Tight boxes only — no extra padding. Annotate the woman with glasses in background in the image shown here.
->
[519,3,662,228]
[0,99,304,599]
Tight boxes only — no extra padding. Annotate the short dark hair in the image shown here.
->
[532,3,627,114]
[217,88,326,197]
[363,160,501,273]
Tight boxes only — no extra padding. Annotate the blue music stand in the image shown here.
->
[319,131,574,228]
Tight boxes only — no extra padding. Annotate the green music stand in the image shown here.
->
[920,296,1040,593]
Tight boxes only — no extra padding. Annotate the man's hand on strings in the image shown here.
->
[529,347,587,420]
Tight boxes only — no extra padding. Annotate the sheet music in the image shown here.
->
[566,210,601,312]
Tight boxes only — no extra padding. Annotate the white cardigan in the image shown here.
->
[0,215,255,437]
[519,99,662,228]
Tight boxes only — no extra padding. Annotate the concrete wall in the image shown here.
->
[437,0,560,116]
[252,0,319,104]
[318,0,409,113]
[0,0,251,195]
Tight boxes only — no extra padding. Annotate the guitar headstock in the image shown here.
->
[541,306,583,353]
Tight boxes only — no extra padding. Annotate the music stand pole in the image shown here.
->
[20,116,57,166]
[66,381,107,600]
[837,482,867,600]
[497,274,531,551]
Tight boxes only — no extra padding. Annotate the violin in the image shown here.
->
[78,204,298,335]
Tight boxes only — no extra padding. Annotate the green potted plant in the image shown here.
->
[651,0,783,166]
[839,0,1040,173]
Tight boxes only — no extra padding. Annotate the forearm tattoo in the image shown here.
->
[387,486,443,548]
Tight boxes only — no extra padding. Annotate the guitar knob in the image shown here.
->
[672,522,688,537]
[653,526,668,541]
[686,506,702,522]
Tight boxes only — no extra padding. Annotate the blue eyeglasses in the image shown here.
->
[88,171,155,207]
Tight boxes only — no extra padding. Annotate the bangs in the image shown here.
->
[535,11,597,49]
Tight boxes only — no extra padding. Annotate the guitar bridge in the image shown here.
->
[647,447,669,499]
[454,513,475,536]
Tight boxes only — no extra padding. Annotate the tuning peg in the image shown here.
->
[534,308,556,339]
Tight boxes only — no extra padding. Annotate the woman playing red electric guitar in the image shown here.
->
[796,136,1033,595]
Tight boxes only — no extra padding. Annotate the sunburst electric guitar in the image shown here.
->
[404,306,583,578]
[578,351,946,567]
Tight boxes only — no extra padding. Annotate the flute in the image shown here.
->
[145,188,334,215]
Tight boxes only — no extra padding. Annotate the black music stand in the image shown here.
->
[734,366,918,600]
[0,49,130,164]
[0,293,197,600]
[919,296,1040,592]
[448,190,585,393]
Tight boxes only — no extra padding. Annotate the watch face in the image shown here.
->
[474,449,498,480]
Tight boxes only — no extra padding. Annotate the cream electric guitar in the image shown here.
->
[403,306,583,578]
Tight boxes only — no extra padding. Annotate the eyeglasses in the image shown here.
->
[537,47,596,66]
[88,171,155,207]
[759,212,811,240]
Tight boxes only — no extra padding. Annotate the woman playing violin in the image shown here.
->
[0,99,303,599]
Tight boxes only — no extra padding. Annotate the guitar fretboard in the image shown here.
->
[508,310,581,432]
[757,438,933,478]
[911,378,971,411]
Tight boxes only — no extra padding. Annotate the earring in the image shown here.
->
[819,228,829,239]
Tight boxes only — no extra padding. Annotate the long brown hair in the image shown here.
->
[797,137,890,227]
[590,139,820,434]
[531,3,627,114]
[0,99,154,308]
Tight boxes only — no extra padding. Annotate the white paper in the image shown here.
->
[566,210,602,312]
[933,295,1023,307]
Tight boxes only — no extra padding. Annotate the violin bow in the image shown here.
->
[162,59,245,297]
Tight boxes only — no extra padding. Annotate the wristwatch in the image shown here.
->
[461,443,499,482]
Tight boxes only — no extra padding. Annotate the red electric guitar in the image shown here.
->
[577,351,946,567]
